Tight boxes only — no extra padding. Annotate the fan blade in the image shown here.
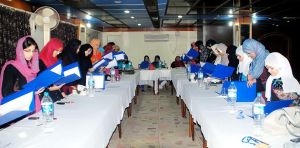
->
[35,14,45,26]
[42,8,54,17]
[49,15,59,29]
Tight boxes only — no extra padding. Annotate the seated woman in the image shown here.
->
[235,46,252,81]
[59,39,81,94]
[140,55,151,69]
[211,43,229,66]
[77,44,94,86]
[0,36,42,112]
[171,56,185,68]
[39,38,65,102]
[152,55,162,68]
[265,52,300,105]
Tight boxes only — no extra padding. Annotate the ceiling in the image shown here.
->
[23,0,300,29]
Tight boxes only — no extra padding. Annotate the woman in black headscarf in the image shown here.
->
[77,44,94,86]
[60,39,81,66]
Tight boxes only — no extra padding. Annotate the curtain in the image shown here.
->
[0,5,31,71]
[51,22,78,45]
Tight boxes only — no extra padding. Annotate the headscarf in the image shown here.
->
[242,39,269,79]
[211,43,229,66]
[77,44,93,85]
[60,39,81,66]
[39,38,63,68]
[235,46,252,76]
[90,39,102,64]
[0,36,40,111]
[265,52,300,101]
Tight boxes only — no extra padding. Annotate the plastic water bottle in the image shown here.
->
[41,92,54,123]
[110,67,116,82]
[252,92,266,136]
[158,61,162,69]
[227,82,237,113]
[197,68,204,87]
[87,73,95,97]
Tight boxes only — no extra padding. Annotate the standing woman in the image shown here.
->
[77,44,94,86]
[265,52,300,105]
[0,36,41,111]
[235,46,252,81]
[90,38,102,64]
[39,38,65,102]
[242,39,270,93]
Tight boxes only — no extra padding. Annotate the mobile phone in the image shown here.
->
[56,102,65,105]
[28,117,39,120]
[290,138,300,143]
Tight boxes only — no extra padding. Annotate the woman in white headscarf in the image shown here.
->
[211,43,229,66]
[265,52,300,105]
[235,46,252,81]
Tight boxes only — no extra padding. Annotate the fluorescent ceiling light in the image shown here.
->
[124,10,130,14]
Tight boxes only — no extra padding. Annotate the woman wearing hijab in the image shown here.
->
[90,38,102,64]
[140,55,151,69]
[204,39,217,63]
[59,39,81,94]
[211,43,229,66]
[265,52,300,105]
[242,39,270,93]
[0,36,42,112]
[171,56,185,68]
[77,44,94,86]
[226,45,239,80]
[39,38,65,102]
[235,46,252,81]
[60,39,81,66]
[152,55,162,68]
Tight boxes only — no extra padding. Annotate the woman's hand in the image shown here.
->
[49,84,65,91]
[35,87,45,95]
[247,79,256,87]
[89,68,95,72]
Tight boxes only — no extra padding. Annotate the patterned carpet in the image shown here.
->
[108,86,203,148]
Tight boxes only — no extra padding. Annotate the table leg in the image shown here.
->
[127,103,132,117]
[176,96,179,105]
[171,81,174,95]
[181,99,186,118]
[118,124,122,139]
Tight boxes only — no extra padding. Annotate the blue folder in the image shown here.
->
[190,64,201,73]
[86,73,105,89]
[265,100,293,115]
[93,58,110,70]
[202,62,215,75]
[221,81,256,102]
[55,62,81,86]
[181,54,190,62]
[23,61,63,91]
[211,64,235,80]
[0,88,35,126]
[186,48,199,59]
[140,61,150,69]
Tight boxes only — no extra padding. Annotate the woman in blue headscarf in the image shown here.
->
[242,39,270,93]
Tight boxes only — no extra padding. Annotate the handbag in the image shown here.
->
[264,106,300,137]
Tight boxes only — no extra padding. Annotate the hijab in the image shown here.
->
[39,38,63,68]
[60,39,81,66]
[242,39,269,79]
[211,43,229,66]
[235,46,252,76]
[265,52,300,101]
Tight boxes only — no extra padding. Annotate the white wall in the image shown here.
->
[102,31,197,68]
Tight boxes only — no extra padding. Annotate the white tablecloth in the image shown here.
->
[171,70,294,148]
[0,74,138,148]
[138,69,171,94]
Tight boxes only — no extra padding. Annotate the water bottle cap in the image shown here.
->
[44,92,49,96]
[230,82,234,85]
[257,92,262,97]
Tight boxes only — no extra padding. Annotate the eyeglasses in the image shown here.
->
[241,136,269,146]
[24,49,38,53]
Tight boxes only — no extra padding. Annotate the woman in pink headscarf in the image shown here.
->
[0,36,42,112]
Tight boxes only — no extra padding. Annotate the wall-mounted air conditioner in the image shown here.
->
[144,34,169,42]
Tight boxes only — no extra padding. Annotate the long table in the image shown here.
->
[138,69,171,94]
[171,69,294,148]
[0,72,140,148]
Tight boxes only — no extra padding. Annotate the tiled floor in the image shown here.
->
[108,87,203,148]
